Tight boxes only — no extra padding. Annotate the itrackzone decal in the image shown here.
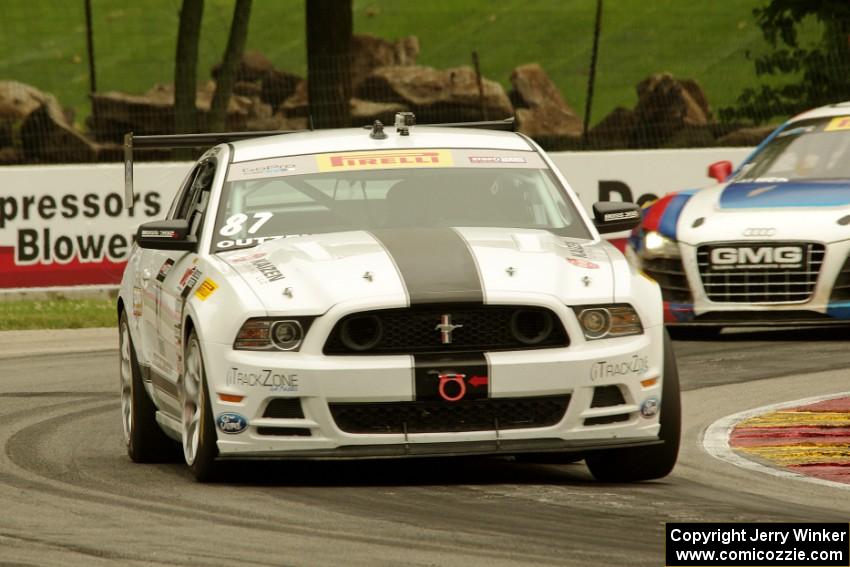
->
[590,355,649,380]
[1,190,162,266]
[226,367,299,392]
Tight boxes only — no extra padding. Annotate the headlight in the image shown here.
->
[234,317,312,351]
[573,305,643,340]
[642,230,680,259]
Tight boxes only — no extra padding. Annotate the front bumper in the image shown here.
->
[640,239,850,327]
[200,327,666,458]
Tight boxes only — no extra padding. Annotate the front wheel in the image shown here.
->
[181,330,219,482]
[119,311,175,462]
[585,330,681,482]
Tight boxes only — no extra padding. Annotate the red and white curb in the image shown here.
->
[703,392,850,491]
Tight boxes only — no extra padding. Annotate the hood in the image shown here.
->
[219,228,617,313]
[674,179,850,245]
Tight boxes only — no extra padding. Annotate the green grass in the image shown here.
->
[0,1,821,127]
[0,298,116,330]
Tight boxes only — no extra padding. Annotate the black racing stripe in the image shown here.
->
[413,352,489,402]
[370,228,483,305]
[149,368,179,399]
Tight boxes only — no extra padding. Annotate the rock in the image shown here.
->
[0,81,95,162]
[356,65,512,124]
[0,81,47,122]
[665,126,718,148]
[509,64,582,138]
[20,102,97,162]
[211,49,275,82]
[279,80,309,119]
[233,80,262,98]
[633,73,710,146]
[350,98,408,126]
[351,34,419,88]
[89,81,257,142]
[510,64,574,113]
[261,69,302,109]
[0,146,21,164]
[716,125,776,146]
[588,106,636,149]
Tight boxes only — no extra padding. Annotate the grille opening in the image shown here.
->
[329,395,570,434]
[830,255,850,302]
[263,398,305,419]
[584,413,631,426]
[642,257,692,303]
[590,385,626,408]
[340,315,383,351]
[324,305,569,355]
[697,242,824,304]
[510,309,554,345]
[256,427,311,436]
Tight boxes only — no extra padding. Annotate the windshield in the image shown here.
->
[736,116,850,182]
[212,148,591,251]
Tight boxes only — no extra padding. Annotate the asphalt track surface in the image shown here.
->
[1,327,849,566]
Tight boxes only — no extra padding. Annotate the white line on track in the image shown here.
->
[702,391,850,492]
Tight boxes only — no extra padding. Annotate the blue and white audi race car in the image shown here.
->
[629,102,850,336]
[118,114,679,482]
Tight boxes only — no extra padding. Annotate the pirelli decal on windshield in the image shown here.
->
[228,149,543,181]
[316,150,453,171]
[825,116,850,132]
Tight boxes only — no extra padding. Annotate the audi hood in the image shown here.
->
[667,180,850,245]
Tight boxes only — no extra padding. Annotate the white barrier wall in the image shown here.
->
[549,148,751,211]
[0,148,752,290]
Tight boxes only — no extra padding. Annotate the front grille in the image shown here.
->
[830,255,850,301]
[329,395,570,434]
[323,305,569,355]
[642,257,692,302]
[584,413,631,426]
[256,427,312,436]
[590,385,626,408]
[263,398,304,419]
[697,242,824,303]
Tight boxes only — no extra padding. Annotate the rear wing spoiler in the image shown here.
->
[123,130,294,208]
[123,116,516,208]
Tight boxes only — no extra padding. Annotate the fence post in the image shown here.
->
[582,0,603,149]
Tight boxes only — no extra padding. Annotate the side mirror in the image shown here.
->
[707,160,733,183]
[592,201,641,234]
[136,219,197,251]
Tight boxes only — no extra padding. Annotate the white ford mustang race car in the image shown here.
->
[630,102,850,336]
[118,114,679,482]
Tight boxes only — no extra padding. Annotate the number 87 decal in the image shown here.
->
[219,212,273,236]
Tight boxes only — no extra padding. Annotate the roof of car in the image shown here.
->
[791,101,850,122]
[228,126,535,163]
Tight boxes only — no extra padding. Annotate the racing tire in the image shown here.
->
[119,311,175,463]
[585,330,681,482]
[181,330,219,482]
[667,326,721,340]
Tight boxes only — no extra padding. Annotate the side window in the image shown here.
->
[182,161,217,238]
[169,163,204,220]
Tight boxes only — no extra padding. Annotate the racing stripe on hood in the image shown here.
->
[642,190,695,239]
[370,228,484,305]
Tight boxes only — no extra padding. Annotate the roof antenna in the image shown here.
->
[309,115,314,131]
[369,120,387,139]
[395,111,415,136]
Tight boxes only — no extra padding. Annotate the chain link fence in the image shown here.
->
[0,1,845,164]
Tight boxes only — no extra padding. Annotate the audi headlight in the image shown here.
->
[572,305,643,340]
[642,230,680,259]
[234,317,313,351]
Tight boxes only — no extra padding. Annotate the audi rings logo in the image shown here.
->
[742,227,776,237]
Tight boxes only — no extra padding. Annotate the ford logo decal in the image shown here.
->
[216,412,248,434]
